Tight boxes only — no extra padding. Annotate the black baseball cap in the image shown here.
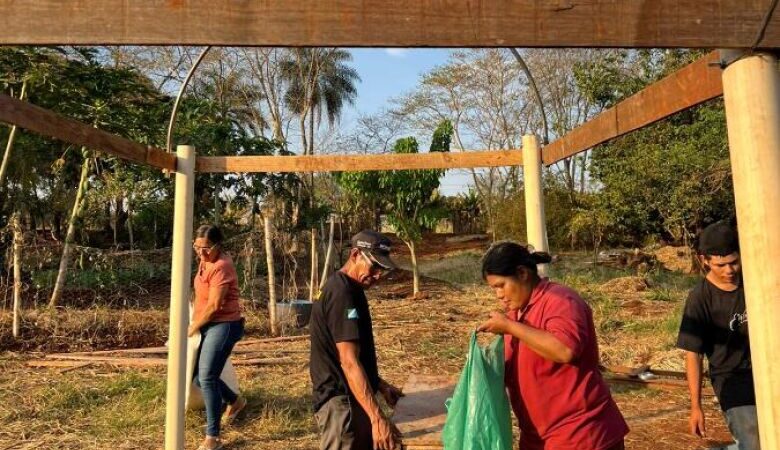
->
[697,221,739,256]
[351,230,396,270]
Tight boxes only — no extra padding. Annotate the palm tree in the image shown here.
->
[280,48,360,299]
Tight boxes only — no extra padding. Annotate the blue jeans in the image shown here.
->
[721,405,761,450]
[194,319,244,437]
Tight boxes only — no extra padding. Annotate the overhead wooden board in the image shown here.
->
[1,1,779,48]
[393,374,457,450]
[0,93,176,171]
[196,151,523,173]
[543,51,724,165]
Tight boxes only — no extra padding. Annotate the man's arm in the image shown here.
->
[685,351,706,437]
[336,341,398,450]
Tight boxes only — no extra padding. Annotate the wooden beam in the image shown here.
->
[0,1,779,48]
[197,151,523,173]
[543,51,724,165]
[0,94,176,171]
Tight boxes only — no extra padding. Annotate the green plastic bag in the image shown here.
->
[441,332,512,450]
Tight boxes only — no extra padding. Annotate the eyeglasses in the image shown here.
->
[361,251,390,276]
[193,243,218,253]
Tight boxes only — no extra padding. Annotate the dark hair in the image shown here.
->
[481,241,552,279]
[195,224,224,246]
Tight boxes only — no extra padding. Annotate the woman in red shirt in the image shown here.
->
[188,225,246,450]
[478,242,628,450]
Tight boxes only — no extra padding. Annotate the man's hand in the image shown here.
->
[477,311,512,335]
[378,380,404,407]
[372,415,399,450]
[689,406,706,438]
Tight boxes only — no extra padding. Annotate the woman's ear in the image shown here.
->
[516,266,530,282]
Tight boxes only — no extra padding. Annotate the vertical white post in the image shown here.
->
[12,213,22,338]
[721,50,780,450]
[522,134,549,276]
[165,145,195,450]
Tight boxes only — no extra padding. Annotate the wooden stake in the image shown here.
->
[522,134,549,276]
[721,50,780,450]
[264,210,278,335]
[11,213,21,338]
[164,145,195,450]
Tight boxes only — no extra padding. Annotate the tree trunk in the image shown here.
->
[127,198,134,250]
[51,212,63,241]
[12,213,22,338]
[319,215,336,290]
[213,194,221,226]
[264,212,278,336]
[406,240,420,297]
[49,149,91,308]
[309,226,318,300]
[0,81,27,188]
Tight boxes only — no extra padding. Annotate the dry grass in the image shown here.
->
[0,250,733,449]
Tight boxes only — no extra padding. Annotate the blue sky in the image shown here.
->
[339,48,472,196]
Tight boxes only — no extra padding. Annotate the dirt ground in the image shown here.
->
[0,242,735,450]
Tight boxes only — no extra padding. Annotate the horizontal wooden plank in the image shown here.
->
[0,94,176,171]
[0,1,778,48]
[197,151,523,173]
[543,51,724,165]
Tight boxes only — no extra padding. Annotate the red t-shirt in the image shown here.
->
[194,253,242,323]
[504,279,628,450]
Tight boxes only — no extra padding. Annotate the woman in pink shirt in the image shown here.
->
[188,225,246,450]
[478,241,628,450]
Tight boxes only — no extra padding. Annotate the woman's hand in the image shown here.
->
[187,324,199,337]
[477,311,512,335]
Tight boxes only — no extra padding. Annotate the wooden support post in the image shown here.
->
[164,145,195,450]
[12,213,22,338]
[263,209,278,336]
[522,134,549,276]
[721,50,780,450]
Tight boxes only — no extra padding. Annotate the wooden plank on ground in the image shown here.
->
[0,94,176,171]
[197,151,523,173]
[394,374,457,450]
[542,51,724,165]
[0,1,778,48]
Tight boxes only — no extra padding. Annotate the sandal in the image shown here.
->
[223,396,247,426]
[196,440,223,450]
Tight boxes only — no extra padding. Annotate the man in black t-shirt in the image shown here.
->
[310,230,404,450]
[677,222,760,450]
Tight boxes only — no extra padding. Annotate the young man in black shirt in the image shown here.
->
[310,230,404,450]
[677,222,760,450]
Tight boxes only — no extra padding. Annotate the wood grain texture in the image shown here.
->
[543,51,724,165]
[197,151,523,173]
[393,374,457,449]
[0,94,176,170]
[0,1,778,48]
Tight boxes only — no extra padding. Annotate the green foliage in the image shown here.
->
[378,121,451,244]
[572,50,734,246]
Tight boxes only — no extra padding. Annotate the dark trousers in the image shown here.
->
[314,395,373,450]
[193,319,244,437]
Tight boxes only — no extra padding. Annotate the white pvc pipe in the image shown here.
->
[164,145,195,450]
[721,50,780,450]
[522,134,549,276]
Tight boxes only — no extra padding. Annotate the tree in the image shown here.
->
[575,50,733,246]
[381,123,451,296]
[280,48,359,299]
